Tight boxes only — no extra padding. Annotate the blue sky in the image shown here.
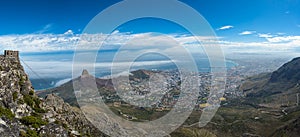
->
[1,0,300,37]
[0,0,299,55]
[0,0,119,35]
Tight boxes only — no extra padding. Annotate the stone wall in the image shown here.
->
[3,50,19,59]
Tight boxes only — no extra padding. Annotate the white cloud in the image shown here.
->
[239,31,256,35]
[35,24,53,34]
[64,29,74,35]
[0,31,299,57]
[258,33,273,38]
[257,32,300,44]
[277,32,285,35]
[265,36,300,43]
[0,32,218,53]
[218,25,234,30]
[111,30,120,35]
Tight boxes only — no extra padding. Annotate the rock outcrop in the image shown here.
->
[81,69,90,77]
[0,56,33,118]
[0,55,106,136]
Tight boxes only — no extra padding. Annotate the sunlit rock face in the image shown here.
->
[0,52,106,136]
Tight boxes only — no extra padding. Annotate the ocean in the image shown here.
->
[21,51,237,90]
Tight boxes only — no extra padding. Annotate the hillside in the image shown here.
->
[0,54,106,136]
[36,69,157,107]
[239,57,300,108]
[36,70,116,107]
[270,57,300,83]
[232,57,300,136]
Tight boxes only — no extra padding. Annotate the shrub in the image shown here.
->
[20,128,38,137]
[31,112,40,117]
[26,129,38,137]
[23,95,34,107]
[23,94,46,113]
[23,93,40,107]
[13,92,18,101]
[33,97,40,106]
[17,99,24,105]
[20,116,48,128]
[0,106,15,120]
[32,123,40,129]
[29,90,34,96]
[19,131,27,137]
[54,120,60,124]
[33,107,46,113]
[62,123,68,129]
[19,77,25,86]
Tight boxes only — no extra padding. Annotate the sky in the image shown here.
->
[0,0,300,50]
[1,0,300,89]
[0,0,299,35]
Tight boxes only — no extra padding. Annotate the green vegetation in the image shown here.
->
[33,107,47,113]
[54,120,68,129]
[19,128,38,137]
[109,105,171,121]
[29,90,34,95]
[183,111,202,125]
[26,129,38,137]
[0,106,15,120]
[19,76,25,86]
[17,98,24,105]
[19,131,27,137]
[33,97,41,107]
[62,123,68,129]
[109,105,155,121]
[23,93,46,114]
[54,120,60,124]
[281,110,300,122]
[80,131,92,137]
[20,116,47,128]
[23,94,34,107]
[13,92,18,101]
[171,128,217,137]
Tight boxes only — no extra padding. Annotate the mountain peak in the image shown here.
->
[81,69,89,76]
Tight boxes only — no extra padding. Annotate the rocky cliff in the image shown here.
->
[0,55,106,136]
[239,57,300,107]
[270,57,300,84]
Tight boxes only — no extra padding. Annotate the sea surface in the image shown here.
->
[20,51,237,90]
